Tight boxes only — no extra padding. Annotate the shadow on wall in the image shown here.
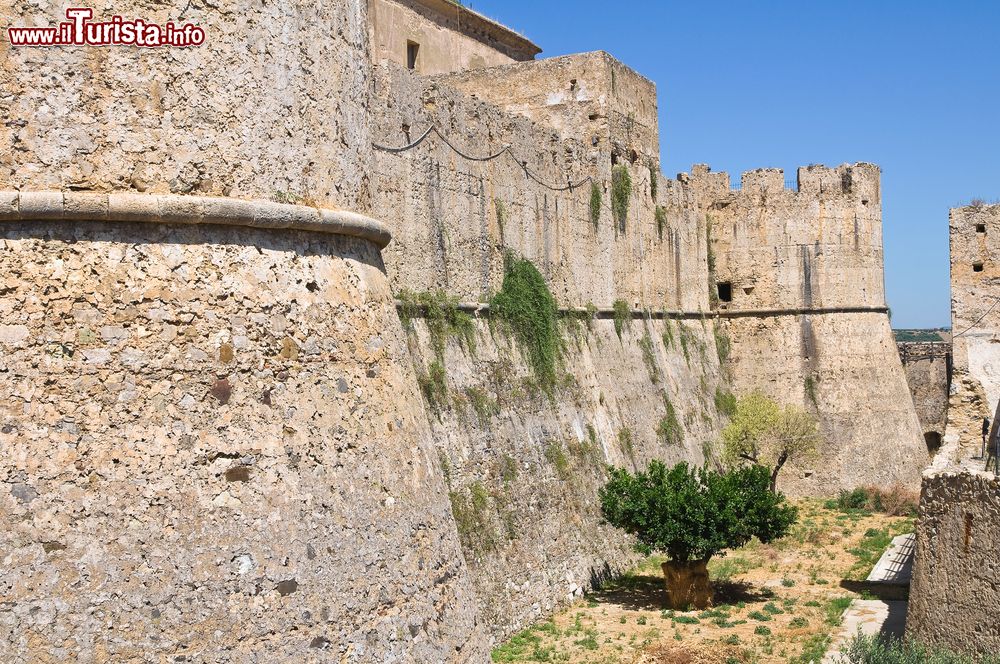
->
[0,221,389,275]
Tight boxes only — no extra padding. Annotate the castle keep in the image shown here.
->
[0,1,928,660]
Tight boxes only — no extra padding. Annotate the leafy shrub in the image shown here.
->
[490,254,560,389]
[828,485,919,517]
[842,633,1000,663]
[599,461,797,562]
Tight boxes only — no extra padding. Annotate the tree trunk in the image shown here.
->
[660,559,713,610]
[769,451,789,492]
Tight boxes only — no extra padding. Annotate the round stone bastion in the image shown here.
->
[0,192,486,662]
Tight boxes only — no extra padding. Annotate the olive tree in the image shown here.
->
[599,460,797,609]
[721,391,822,491]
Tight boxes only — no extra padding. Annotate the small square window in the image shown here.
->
[974,263,985,272]
[717,282,733,302]
[406,41,420,70]
[977,224,987,233]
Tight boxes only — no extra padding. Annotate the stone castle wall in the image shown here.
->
[436,52,660,168]
[947,204,1000,449]
[404,314,730,639]
[908,205,1000,656]
[0,193,488,662]
[368,0,540,75]
[694,164,927,495]
[370,60,730,637]
[370,62,706,311]
[1,0,373,210]
[898,342,950,452]
[0,0,932,656]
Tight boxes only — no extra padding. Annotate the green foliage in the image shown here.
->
[612,165,632,232]
[495,198,508,235]
[842,633,1000,663]
[714,326,731,364]
[657,397,683,446]
[721,391,822,489]
[825,485,919,517]
[398,289,476,361]
[450,482,497,552]
[708,556,754,581]
[824,596,853,626]
[649,163,659,200]
[612,299,631,339]
[714,388,737,418]
[544,441,570,479]
[417,361,448,412]
[804,374,819,407]
[466,386,499,423]
[589,183,602,229]
[490,254,560,389]
[655,205,667,241]
[639,329,660,383]
[662,319,675,349]
[599,461,798,562]
[754,625,772,636]
[794,634,832,664]
[678,322,693,366]
[617,427,636,464]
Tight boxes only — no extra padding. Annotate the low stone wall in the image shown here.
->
[908,468,1000,653]
[0,195,487,662]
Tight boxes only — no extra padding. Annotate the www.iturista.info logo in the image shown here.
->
[6,8,205,47]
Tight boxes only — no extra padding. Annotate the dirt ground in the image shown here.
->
[491,499,914,664]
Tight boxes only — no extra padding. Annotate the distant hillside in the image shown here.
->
[894,329,950,343]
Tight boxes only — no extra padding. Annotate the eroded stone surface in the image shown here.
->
[0,222,487,662]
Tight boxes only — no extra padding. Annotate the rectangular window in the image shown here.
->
[406,41,420,71]
[974,263,985,272]
[977,224,987,233]
[717,282,733,302]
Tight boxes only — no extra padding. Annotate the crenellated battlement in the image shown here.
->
[681,162,881,205]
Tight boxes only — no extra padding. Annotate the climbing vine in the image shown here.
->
[612,165,632,233]
[655,205,667,241]
[589,183,602,229]
[612,299,631,340]
[489,253,560,389]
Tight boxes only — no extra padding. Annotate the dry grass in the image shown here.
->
[491,499,914,664]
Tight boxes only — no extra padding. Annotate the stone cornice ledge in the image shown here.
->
[0,191,392,249]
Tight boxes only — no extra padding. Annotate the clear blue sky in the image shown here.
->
[466,0,1000,329]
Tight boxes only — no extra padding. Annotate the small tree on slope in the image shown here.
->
[599,461,797,609]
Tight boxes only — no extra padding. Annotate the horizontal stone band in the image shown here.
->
[0,191,392,249]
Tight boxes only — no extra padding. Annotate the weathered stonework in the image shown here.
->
[898,341,951,452]
[405,314,729,639]
[369,0,540,75]
[908,204,1000,656]
[1,1,373,210]
[0,197,488,662]
[2,0,932,656]
[908,467,1000,653]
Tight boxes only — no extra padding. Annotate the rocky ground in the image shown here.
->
[491,499,914,664]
